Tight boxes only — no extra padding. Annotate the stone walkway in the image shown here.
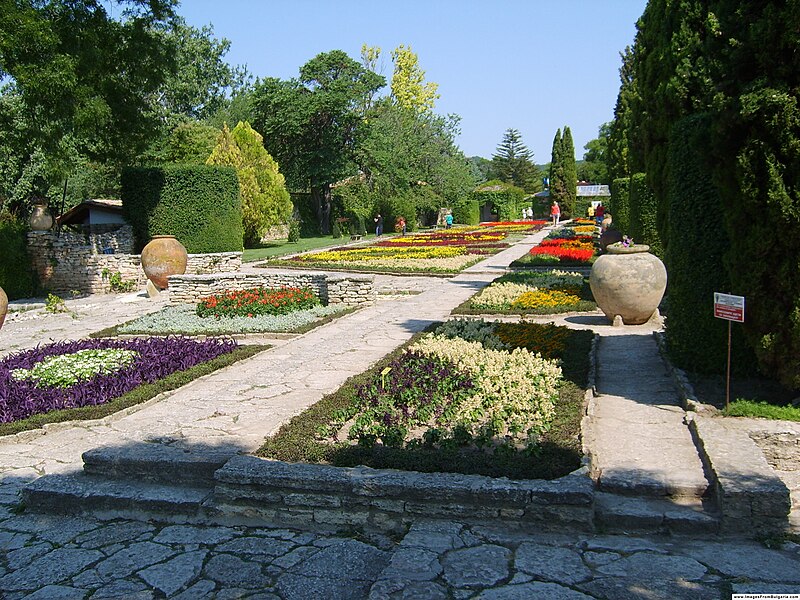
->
[1,229,799,598]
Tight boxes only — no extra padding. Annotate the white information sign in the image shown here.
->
[714,292,745,323]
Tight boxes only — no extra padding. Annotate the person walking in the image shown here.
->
[445,213,454,229]
[374,214,383,236]
[550,201,560,227]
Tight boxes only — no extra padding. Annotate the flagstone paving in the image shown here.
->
[0,228,798,598]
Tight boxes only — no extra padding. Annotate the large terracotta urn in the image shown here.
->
[140,235,188,289]
[590,243,667,325]
[0,286,7,331]
[29,202,53,231]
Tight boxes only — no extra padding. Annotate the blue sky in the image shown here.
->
[178,0,647,162]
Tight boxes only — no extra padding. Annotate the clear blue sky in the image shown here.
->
[178,0,647,162]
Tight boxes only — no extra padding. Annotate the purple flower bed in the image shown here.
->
[0,337,237,423]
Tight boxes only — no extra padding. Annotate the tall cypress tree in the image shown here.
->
[548,129,567,207]
[562,126,577,215]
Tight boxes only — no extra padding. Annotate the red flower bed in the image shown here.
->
[529,246,594,262]
[479,220,548,227]
[197,287,320,318]
[539,237,594,247]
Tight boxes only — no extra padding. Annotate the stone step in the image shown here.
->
[21,472,212,522]
[82,444,235,487]
[594,491,721,536]
[596,468,712,500]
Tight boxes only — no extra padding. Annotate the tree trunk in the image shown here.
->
[311,183,332,234]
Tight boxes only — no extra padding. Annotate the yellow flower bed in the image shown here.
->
[573,225,596,234]
[306,245,466,262]
[331,255,482,271]
[409,335,561,443]
[512,289,582,310]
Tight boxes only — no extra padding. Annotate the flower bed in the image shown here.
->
[266,223,545,274]
[197,287,320,318]
[258,320,594,480]
[453,270,596,315]
[512,225,598,267]
[0,337,238,424]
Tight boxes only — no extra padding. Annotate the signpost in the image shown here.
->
[713,293,745,409]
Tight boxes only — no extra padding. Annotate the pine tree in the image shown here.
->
[490,128,538,191]
[562,126,577,215]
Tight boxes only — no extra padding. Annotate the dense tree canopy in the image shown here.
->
[250,50,385,233]
[611,0,800,387]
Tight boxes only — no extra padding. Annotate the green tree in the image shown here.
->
[578,122,610,183]
[561,126,577,215]
[207,122,292,247]
[489,128,539,191]
[250,50,385,234]
[0,0,177,167]
[152,20,250,126]
[390,45,439,113]
[548,129,566,208]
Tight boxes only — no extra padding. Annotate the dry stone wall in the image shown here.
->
[28,227,241,295]
[212,456,595,534]
[167,271,376,307]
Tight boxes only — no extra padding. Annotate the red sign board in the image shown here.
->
[714,293,745,322]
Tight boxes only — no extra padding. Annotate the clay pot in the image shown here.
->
[29,203,53,231]
[589,243,667,325]
[0,286,7,330]
[140,235,188,289]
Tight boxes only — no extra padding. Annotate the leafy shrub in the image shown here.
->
[0,215,36,299]
[664,115,753,375]
[452,199,480,225]
[287,219,301,242]
[473,180,526,221]
[610,177,630,236]
[629,173,662,257]
[121,164,242,253]
[196,287,320,318]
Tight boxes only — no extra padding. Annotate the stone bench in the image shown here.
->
[350,234,363,242]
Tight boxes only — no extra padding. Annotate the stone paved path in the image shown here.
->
[1,229,799,598]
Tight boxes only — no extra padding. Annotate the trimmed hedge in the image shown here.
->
[628,173,662,257]
[0,215,36,299]
[474,180,526,221]
[609,177,630,236]
[121,165,242,253]
[664,115,753,375]
[453,199,480,226]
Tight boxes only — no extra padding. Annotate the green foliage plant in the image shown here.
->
[45,293,68,314]
[121,164,242,253]
[473,180,525,222]
[609,177,630,236]
[452,199,480,226]
[206,122,292,248]
[287,219,301,243]
[664,115,752,375]
[101,269,136,293]
[0,214,36,299]
[628,173,662,257]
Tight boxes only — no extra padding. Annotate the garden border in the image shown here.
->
[205,333,601,534]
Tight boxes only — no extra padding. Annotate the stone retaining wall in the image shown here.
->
[212,456,595,534]
[28,227,241,294]
[166,271,376,307]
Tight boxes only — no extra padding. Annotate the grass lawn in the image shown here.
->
[687,369,800,421]
[242,234,378,262]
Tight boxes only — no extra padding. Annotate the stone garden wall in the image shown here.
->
[28,227,241,295]
[166,271,376,307]
[212,456,595,534]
